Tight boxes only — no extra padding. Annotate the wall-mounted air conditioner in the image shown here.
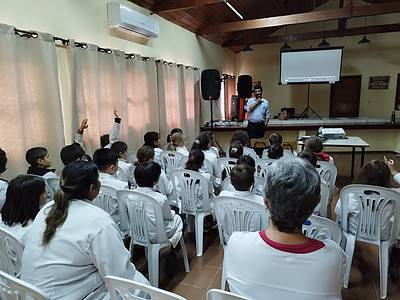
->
[107,2,160,38]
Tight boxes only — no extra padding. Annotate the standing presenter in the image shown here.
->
[245,84,270,139]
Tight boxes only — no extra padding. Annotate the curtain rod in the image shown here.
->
[13,27,198,67]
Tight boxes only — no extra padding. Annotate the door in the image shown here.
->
[395,74,400,110]
[330,75,362,117]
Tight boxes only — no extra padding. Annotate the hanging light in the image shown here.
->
[359,17,371,44]
[358,35,371,44]
[242,45,253,52]
[280,25,291,51]
[318,38,330,47]
[224,0,243,20]
[280,42,291,50]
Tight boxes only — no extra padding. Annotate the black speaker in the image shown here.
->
[231,95,239,119]
[201,69,221,100]
[237,75,253,98]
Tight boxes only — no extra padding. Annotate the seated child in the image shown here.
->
[134,162,183,246]
[167,131,189,157]
[60,143,86,166]
[135,146,172,198]
[26,147,58,179]
[0,175,47,242]
[143,131,163,164]
[222,143,243,181]
[111,141,134,183]
[220,164,264,206]
[267,144,283,159]
[0,148,8,210]
[298,150,317,167]
[305,137,334,163]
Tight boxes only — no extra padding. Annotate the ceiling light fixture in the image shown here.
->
[242,45,253,52]
[224,0,243,20]
[280,42,291,51]
[318,38,330,47]
[358,17,371,44]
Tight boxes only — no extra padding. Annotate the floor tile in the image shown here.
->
[181,264,219,289]
[171,283,206,300]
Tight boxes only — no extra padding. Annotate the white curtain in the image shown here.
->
[126,56,159,150]
[0,24,65,179]
[157,61,200,146]
[67,42,127,154]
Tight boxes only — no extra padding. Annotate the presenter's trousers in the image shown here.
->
[247,121,266,139]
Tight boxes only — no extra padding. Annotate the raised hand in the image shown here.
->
[114,107,120,118]
[78,119,88,131]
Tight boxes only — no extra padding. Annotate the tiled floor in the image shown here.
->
[132,152,400,300]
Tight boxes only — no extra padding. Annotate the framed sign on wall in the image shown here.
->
[368,76,390,89]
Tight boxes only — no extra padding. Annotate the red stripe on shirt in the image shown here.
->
[259,230,325,254]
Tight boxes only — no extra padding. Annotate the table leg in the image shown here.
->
[351,147,355,179]
[361,147,365,167]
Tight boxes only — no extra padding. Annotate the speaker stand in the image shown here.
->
[209,97,214,129]
[297,83,322,120]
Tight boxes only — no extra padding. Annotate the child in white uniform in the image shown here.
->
[220,164,264,206]
[143,131,164,164]
[134,162,183,247]
[25,147,58,179]
[20,161,148,300]
[135,146,172,198]
[93,148,129,225]
[0,175,47,242]
[111,141,134,184]
[191,133,219,180]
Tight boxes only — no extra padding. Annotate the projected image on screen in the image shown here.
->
[280,48,343,84]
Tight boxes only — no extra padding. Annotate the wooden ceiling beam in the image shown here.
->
[200,1,400,34]
[224,23,400,47]
[154,0,224,13]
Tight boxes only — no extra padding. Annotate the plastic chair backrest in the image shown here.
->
[171,170,210,214]
[221,177,266,197]
[121,191,168,246]
[243,147,258,160]
[221,177,234,191]
[207,289,248,300]
[214,196,268,245]
[105,275,186,300]
[116,190,132,234]
[254,158,270,178]
[93,185,119,223]
[316,161,337,199]
[340,184,400,242]
[0,228,24,277]
[116,166,129,182]
[217,158,237,178]
[302,215,342,245]
[314,181,330,217]
[45,177,60,201]
[160,151,184,177]
[127,151,137,164]
[0,270,49,300]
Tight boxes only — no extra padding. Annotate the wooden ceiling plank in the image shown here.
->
[224,23,400,46]
[154,0,224,13]
[200,1,400,34]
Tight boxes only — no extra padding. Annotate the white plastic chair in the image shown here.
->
[105,275,186,300]
[316,161,337,205]
[207,289,248,300]
[214,196,268,246]
[313,181,330,217]
[254,158,270,178]
[0,270,48,300]
[121,190,189,287]
[116,166,129,182]
[340,184,400,299]
[243,147,259,161]
[93,186,122,231]
[127,151,137,164]
[45,177,59,201]
[0,228,24,277]
[217,158,237,179]
[160,151,184,178]
[302,215,341,245]
[171,169,212,256]
[214,196,268,290]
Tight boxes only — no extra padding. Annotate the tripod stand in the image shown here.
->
[297,83,322,119]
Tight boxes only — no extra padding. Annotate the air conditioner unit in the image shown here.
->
[107,2,159,38]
